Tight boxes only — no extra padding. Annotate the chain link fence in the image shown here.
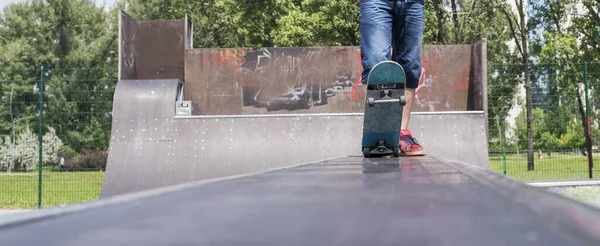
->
[2,62,600,209]
[488,62,599,181]
[0,67,115,209]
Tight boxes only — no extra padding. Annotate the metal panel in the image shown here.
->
[118,11,186,81]
[102,89,489,198]
[4,156,600,246]
[184,44,485,115]
[102,79,182,196]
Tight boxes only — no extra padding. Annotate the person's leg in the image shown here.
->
[359,0,394,84]
[393,0,425,156]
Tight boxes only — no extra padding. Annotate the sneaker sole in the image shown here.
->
[400,150,426,157]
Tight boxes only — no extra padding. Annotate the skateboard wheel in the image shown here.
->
[400,96,406,106]
[393,147,400,157]
[367,98,375,107]
[363,148,371,158]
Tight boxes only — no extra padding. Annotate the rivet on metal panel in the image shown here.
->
[201,147,204,150]
[231,119,234,122]
[230,129,233,131]
[175,129,178,131]
[149,138,153,141]
[202,131,205,134]
[195,140,198,143]
[143,119,146,122]
[116,129,119,132]
[167,129,169,131]
[202,139,204,142]
[203,120,205,122]
[122,135,125,138]
[216,119,219,122]
[186,119,189,122]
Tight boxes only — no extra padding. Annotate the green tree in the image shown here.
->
[499,0,535,170]
[271,0,359,46]
[0,0,118,154]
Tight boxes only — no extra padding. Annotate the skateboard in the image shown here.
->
[361,61,406,158]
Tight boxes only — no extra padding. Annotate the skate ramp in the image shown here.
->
[4,156,600,246]
[101,79,488,198]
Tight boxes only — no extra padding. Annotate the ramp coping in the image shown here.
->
[175,111,485,119]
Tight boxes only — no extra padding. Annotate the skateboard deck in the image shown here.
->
[361,61,406,158]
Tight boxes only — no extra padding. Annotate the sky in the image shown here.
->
[0,0,118,10]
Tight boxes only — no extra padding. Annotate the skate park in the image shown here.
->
[1,11,600,245]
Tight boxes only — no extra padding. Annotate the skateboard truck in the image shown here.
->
[367,95,407,107]
[362,139,399,158]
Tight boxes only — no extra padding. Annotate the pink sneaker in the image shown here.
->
[399,130,426,156]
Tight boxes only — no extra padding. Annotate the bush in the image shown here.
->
[57,146,79,162]
[66,150,107,171]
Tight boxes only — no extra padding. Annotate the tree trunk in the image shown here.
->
[518,0,534,171]
[450,0,460,43]
[525,61,534,171]
[432,0,446,44]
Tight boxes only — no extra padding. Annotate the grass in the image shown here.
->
[489,152,600,181]
[0,166,104,209]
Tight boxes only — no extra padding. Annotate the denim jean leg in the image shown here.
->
[360,0,394,84]
[392,0,424,89]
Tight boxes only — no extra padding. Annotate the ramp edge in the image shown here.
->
[442,157,600,245]
[174,111,485,119]
[0,156,346,230]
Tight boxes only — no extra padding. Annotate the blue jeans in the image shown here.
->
[360,0,424,89]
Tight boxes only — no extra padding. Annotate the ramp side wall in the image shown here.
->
[103,83,489,198]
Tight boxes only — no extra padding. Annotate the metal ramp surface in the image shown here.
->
[2,156,600,245]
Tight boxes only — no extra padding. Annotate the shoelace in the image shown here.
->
[401,135,420,146]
